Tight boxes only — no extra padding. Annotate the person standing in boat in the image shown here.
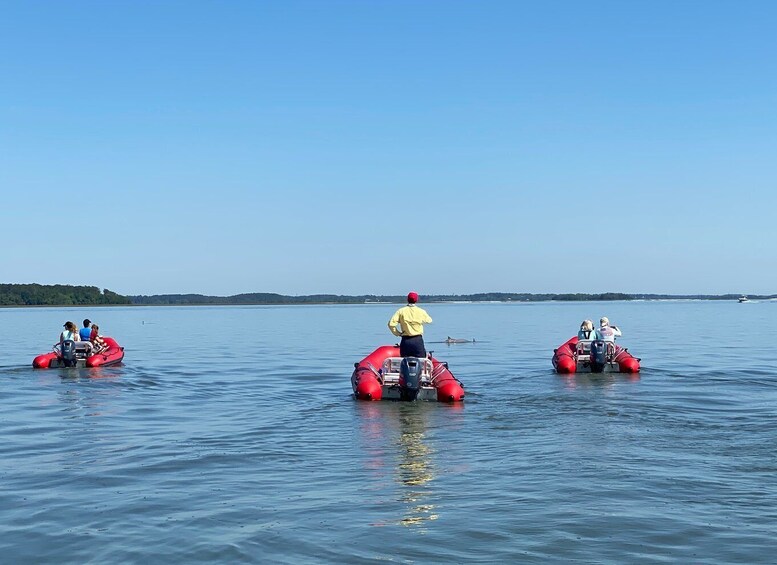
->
[388,291,433,358]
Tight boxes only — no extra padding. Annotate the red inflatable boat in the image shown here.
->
[352,345,465,402]
[33,337,125,369]
[552,336,640,374]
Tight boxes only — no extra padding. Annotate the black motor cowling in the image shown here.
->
[61,340,78,367]
[399,357,423,401]
[589,340,607,373]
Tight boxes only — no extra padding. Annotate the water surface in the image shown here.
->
[1,301,776,563]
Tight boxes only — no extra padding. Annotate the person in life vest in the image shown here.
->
[60,320,93,356]
[387,291,433,358]
[60,321,81,345]
[577,320,596,341]
[79,319,93,341]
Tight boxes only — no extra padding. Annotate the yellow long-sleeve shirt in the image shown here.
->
[388,304,432,337]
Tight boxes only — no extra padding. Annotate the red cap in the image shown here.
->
[407,291,418,303]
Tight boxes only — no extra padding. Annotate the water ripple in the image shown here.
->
[2,303,777,562]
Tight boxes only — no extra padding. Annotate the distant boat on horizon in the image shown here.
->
[738,296,750,303]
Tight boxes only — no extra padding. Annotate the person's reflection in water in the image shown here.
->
[396,405,437,527]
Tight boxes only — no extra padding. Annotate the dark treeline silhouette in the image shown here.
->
[128,291,776,305]
[2,284,774,306]
[0,284,131,306]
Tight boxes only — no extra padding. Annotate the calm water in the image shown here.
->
[1,301,776,563]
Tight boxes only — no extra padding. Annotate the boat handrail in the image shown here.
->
[576,340,616,360]
[380,356,434,384]
[576,340,593,355]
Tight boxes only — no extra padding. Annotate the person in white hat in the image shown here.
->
[595,317,622,342]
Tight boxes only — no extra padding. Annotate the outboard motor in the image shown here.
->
[399,357,423,401]
[61,340,78,368]
[589,340,607,373]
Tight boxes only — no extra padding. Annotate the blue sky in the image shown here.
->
[2,0,775,296]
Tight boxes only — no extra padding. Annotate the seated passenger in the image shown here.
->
[89,324,108,353]
[60,321,80,344]
[79,319,92,341]
[577,320,596,341]
[61,321,93,355]
[595,317,622,342]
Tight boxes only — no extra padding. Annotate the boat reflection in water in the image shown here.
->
[56,366,122,381]
[396,404,437,527]
[355,402,464,528]
[557,371,641,392]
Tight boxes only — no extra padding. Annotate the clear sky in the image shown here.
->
[2,0,775,296]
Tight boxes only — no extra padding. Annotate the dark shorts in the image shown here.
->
[400,335,426,358]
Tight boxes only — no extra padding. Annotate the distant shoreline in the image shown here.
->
[2,290,774,308]
[3,298,773,309]
[2,284,772,307]
[124,292,774,305]
[2,300,771,309]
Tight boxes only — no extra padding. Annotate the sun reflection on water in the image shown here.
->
[396,406,438,527]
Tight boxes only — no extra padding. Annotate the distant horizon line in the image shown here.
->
[1,284,769,298]
[3,296,773,310]
[127,294,769,298]
[1,284,772,307]
[125,291,774,306]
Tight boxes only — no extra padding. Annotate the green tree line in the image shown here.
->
[128,291,775,304]
[0,284,131,306]
[2,284,773,306]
